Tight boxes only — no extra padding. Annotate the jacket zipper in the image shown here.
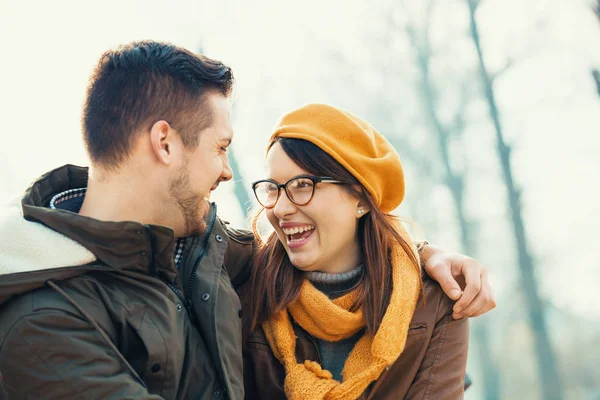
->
[306,333,322,364]
[163,278,186,305]
[145,225,188,310]
[367,366,391,399]
[292,320,322,363]
[184,203,218,320]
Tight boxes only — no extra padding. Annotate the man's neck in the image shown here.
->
[78,168,174,231]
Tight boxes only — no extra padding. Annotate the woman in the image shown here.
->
[240,104,469,399]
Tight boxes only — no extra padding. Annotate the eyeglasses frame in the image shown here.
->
[251,175,343,209]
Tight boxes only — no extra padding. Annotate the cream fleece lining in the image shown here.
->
[0,198,96,276]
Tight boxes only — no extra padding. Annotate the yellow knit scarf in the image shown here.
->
[262,232,420,400]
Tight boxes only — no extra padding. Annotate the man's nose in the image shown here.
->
[221,155,233,182]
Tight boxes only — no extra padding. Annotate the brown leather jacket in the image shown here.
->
[239,277,469,400]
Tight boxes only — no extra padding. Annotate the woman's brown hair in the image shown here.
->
[248,138,421,336]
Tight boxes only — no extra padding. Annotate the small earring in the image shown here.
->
[358,209,364,214]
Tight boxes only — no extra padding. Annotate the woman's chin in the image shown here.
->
[288,256,318,273]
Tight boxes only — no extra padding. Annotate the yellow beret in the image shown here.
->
[269,104,405,213]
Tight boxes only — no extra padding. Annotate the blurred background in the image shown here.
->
[1,0,599,398]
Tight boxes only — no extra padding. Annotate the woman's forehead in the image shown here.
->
[265,142,309,180]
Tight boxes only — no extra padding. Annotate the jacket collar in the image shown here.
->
[21,164,179,282]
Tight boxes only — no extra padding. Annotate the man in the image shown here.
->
[0,41,494,399]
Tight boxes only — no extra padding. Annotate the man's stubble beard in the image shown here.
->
[169,160,207,237]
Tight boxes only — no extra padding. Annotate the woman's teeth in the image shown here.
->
[282,225,315,241]
[282,225,315,235]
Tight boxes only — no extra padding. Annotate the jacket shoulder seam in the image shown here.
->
[423,280,455,320]
[226,230,255,246]
[219,219,255,246]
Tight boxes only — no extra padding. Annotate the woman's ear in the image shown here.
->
[356,200,371,218]
[351,186,371,218]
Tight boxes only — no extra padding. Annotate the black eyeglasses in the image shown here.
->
[251,175,343,209]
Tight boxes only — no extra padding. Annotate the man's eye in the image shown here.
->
[220,146,228,153]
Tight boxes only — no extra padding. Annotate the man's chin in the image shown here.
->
[184,217,206,236]
[192,202,210,236]
[180,204,210,237]
[202,200,211,219]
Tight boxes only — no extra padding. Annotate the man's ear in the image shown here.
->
[149,120,175,165]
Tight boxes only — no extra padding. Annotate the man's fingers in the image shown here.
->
[454,294,494,319]
[470,303,495,318]
[454,279,496,319]
[454,302,486,320]
[430,262,463,300]
[452,263,483,313]
[470,284,496,317]
[453,291,485,319]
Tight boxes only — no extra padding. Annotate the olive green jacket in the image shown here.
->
[0,165,254,400]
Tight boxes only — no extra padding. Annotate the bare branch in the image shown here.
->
[422,0,436,54]
[490,39,541,83]
[592,69,600,97]
[399,0,411,16]
[468,0,483,12]
[400,0,414,21]
[425,0,436,27]
[449,97,468,137]
[446,79,474,137]
[490,59,514,83]
[388,136,436,180]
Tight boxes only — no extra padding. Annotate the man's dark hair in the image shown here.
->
[82,40,234,167]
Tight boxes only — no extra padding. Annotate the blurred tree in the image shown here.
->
[404,2,501,398]
[229,101,254,218]
[228,146,253,216]
[592,69,600,96]
[465,1,563,398]
[322,1,503,395]
[316,28,443,234]
[198,46,253,219]
[593,1,600,96]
